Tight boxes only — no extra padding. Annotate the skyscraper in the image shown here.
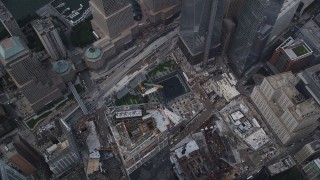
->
[88,0,139,70]
[267,0,300,43]
[178,0,224,65]
[0,1,27,43]
[142,0,181,23]
[0,36,63,112]
[32,18,67,61]
[228,0,285,76]
[90,0,137,39]
[0,160,26,180]
[1,135,41,175]
[250,72,320,145]
[296,64,320,106]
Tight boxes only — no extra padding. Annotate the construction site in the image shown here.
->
[105,103,184,174]
[170,117,243,180]
[77,116,124,179]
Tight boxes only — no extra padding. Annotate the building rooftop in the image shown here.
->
[244,129,270,150]
[0,2,13,21]
[279,0,300,16]
[277,37,313,61]
[210,73,240,102]
[85,121,101,159]
[0,37,25,60]
[297,20,320,57]
[267,156,295,176]
[220,97,271,150]
[265,71,297,91]
[174,140,199,159]
[32,18,54,34]
[85,47,102,60]
[52,60,70,74]
[115,109,142,119]
[297,64,320,105]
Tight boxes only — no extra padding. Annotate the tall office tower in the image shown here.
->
[269,37,313,73]
[250,72,320,145]
[90,0,137,39]
[297,19,320,66]
[302,158,320,179]
[295,140,320,164]
[178,0,224,65]
[142,0,181,24]
[1,135,41,175]
[38,119,80,178]
[221,19,236,55]
[297,0,315,16]
[32,18,67,61]
[224,0,245,20]
[268,0,300,43]
[0,160,26,180]
[0,37,62,112]
[228,0,285,76]
[0,1,27,43]
[88,0,138,70]
[296,64,320,106]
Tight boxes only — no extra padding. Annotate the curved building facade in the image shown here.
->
[84,47,104,70]
[52,60,75,83]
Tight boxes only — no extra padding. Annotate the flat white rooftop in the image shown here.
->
[244,129,270,150]
[115,109,142,119]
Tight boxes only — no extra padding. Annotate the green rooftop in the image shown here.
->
[0,37,25,60]
[292,45,309,57]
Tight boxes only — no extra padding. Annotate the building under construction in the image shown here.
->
[105,103,184,174]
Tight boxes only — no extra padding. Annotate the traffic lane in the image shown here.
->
[79,70,95,91]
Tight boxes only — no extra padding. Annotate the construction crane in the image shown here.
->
[139,83,163,97]
[138,82,146,93]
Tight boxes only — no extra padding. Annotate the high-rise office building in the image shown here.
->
[38,119,80,178]
[221,18,236,55]
[1,135,41,175]
[268,0,300,43]
[302,158,320,180]
[269,37,313,73]
[90,0,137,39]
[297,19,320,66]
[223,0,245,20]
[88,0,138,70]
[178,0,224,65]
[228,0,285,76]
[297,0,315,16]
[32,18,67,61]
[250,72,320,145]
[0,36,63,112]
[296,64,320,106]
[0,1,27,43]
[142,0,181,24]
[0,160,26,180]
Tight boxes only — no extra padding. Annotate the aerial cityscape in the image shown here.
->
[0,0,320,180]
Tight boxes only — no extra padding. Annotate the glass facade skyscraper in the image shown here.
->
[228,0,285,76]
[178,0,224,65]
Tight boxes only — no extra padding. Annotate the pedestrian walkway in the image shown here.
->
[68,82,89,115]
